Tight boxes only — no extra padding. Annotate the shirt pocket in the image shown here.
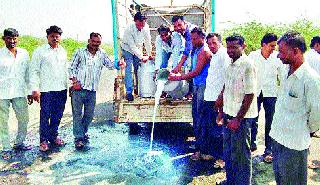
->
[286,95,302,112]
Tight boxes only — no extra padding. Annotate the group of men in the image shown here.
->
[0,26,119,159]
[121,11,320,185]
[1,10,320,184]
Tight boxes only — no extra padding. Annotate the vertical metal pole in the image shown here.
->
[111,0,119,69]
[211,0,215,32]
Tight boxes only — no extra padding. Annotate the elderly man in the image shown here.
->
[29,25,68,152]
[0,28,32,159]
[270,31,320,185]
[121,12,153,101]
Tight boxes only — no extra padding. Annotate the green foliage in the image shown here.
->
[222,19,320,54]
[1,19,319,59]
[0,36,113,60]
[61,38,86,59]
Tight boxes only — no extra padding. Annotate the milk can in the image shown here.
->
[138,60,156,97]
[156,69,189,99]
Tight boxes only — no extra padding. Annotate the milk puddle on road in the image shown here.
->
[18,78,196,184]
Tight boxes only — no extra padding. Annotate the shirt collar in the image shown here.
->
[291,62,308,79]
[231,53,247,65]
[45,43,60,50]
[1,47,18,57]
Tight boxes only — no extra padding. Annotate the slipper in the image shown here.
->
[308,160,320,169]
[1,151,12,160]
[214,159,225,169]
[263,154,273,163]
[191,152,201,161]
[201,154,214,161]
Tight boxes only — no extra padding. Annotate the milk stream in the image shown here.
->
[149,79,167,153]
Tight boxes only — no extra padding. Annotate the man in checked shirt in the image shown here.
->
[69,32,123,149]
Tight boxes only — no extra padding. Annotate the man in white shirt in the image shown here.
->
[69,32,119,149]
[121,12,153,101]
[216,34,257,185]
[248,33,282,162]
[0,28,32,159]
[270,31,320,185]
[202,33,230,163]
[29,25,68,152]
[305,36,320,74]
[305,36,320,168]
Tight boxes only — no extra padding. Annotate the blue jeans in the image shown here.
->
[201,101,223,158]
[272,140,308,185]
[223,114,253,185]
[40,90,67,143]
[71,90,96,140]
[122,49,141,94]
[192,84,206,151]
[251,92,277,154]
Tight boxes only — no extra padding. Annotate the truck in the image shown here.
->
[111,0,215,125]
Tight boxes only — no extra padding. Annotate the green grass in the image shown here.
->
[222,19,320,54]
[0,36,113,60]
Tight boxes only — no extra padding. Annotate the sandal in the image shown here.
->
[201,154,214,161]
[75,139,85,150]
[13,144,32,151]
[214,159,225,169]
[191,152,201,161]
[39,141,49,152]
[263,154,273,163]
[1,150,12,160]
[308,160,320,169]
[53,137,65,146]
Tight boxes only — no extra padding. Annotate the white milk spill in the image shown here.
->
[148,79,167,154]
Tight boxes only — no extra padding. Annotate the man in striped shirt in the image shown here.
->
[69,32,118,149]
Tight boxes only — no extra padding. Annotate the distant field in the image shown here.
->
[0,36,113,60]
[1,19,319,58]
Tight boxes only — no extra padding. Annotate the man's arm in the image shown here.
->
[306,75,320,133]
[154,36,164,71]
[143,24,152,57]
[29,48,42,102]
[169,50,211,81]
[68,49,81,79]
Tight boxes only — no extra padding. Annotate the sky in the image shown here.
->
[1,0,320,43]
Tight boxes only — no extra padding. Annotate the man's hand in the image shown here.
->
[216,112,224,126]
[141,56,149,63]
[32,91,41,103]
[227,118,241,132]
[153,69,159,81]
[215,96,223,112]
[118,58,126,69]
[168,72,182,81]
[27,95,34,105]
[172,65,182,74]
